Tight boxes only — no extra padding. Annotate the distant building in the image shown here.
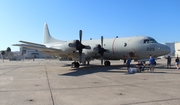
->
[175,42,180,57]
[20,47,43,58]
[0,47,55,60]
[163,42,180,57]
[20,47,51,58]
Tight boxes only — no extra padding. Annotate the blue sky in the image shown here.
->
[0,0,180,51]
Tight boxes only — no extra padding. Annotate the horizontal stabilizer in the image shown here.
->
[12,44,63,52]
[19,40,45,47]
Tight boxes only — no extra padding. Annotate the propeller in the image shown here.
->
[75,30,85,63]
[68,30,90,63]
[97,36,106,65]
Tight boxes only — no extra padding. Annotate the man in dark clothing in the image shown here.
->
[175,57,179,70]
[165,56,171,69]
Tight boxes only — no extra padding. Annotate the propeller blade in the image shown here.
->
[79,30,82,43]
[101,36,104,65]
[78,30,83,63]
[79,49,82,63]
[101,56,103,65]
[101,36,103,48]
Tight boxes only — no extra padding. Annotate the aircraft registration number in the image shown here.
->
[146,47,155,51]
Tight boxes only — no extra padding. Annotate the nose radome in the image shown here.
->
[160,45,171,54]
[165,45,171,54]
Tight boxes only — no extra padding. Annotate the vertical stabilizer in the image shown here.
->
[43,23,64,44]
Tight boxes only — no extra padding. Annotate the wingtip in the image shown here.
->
[12,44,18,46]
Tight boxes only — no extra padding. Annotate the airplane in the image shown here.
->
[13,23,171,68]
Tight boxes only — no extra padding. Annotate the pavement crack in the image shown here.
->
[45,66,55,105]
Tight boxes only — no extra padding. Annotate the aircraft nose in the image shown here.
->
[158,44,171,55]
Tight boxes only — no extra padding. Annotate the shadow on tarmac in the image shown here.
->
[60,64,130,76]
[60,63,180,76]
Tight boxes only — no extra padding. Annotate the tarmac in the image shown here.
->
[0,58,180,105]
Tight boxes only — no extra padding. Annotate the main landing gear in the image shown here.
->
[71,62,80,68]
[104,60,111,66]
[71,60,111,68]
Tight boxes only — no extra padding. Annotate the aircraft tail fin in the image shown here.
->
[43,23,64,44]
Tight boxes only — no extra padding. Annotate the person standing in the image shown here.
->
[126,58,131,70]
[149,56,155,73]
[123,59,126,64]
[165,56,171,69]
[136,60,145,72]
[175,57,179,70]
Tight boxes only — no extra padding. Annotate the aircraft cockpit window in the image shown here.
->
[144,39,149,43]
[149,39,157,43]
[144,39,157,44]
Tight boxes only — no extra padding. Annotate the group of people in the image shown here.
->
[165,56,172,68]
[126,55,180,73]
[165,56,179,70]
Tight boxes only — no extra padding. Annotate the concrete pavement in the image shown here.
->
[0,59,180,105]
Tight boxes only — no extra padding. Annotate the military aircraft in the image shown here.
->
[13,23,170,68]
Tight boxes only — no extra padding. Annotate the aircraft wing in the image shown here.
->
[12,43,67,57]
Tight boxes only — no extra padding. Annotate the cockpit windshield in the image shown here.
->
[143,38,157,43]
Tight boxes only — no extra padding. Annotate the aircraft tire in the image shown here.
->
[71,62,76,68]
[107,61,111,66]
[104,61,111,66]
[75,62,80,68]
[71,62,79,68]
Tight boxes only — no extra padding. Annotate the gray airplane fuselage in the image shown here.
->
[47,36,170,62]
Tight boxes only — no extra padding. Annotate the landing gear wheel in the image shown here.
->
[87,61,90,65]
[104,61,111,66]
[71,62,76,68]
[71,62,80,68]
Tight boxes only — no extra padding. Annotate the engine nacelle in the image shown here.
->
[61,40,77,53]
[84,44,100,55]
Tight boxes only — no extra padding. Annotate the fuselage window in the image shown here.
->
[144,39,149,43]
[124,43,127,47]
[149,39,157,43]
[144,39,157,44]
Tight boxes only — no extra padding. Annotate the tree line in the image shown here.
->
[1,47,11,62]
